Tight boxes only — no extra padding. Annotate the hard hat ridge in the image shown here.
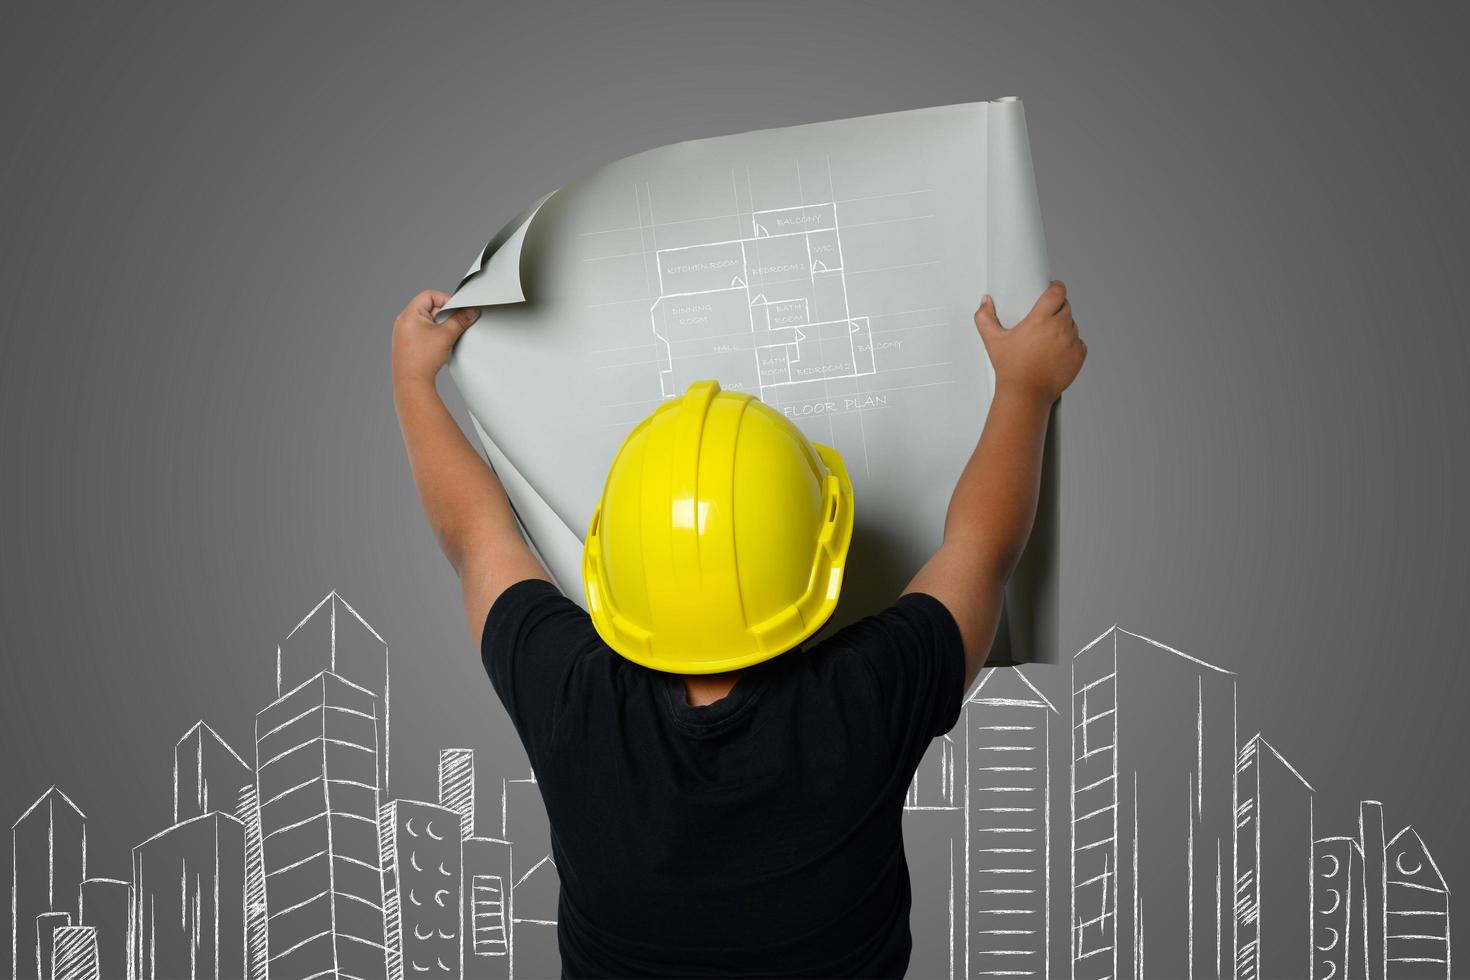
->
[582,379,854,673]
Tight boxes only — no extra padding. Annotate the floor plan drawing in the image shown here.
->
[650,201,877,399]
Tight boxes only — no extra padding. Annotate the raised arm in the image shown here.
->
[904,281,1085,692]
[391,289,553,641]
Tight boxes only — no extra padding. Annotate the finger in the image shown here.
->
[441,305,481,339]
[406,289,451,319]
[1029,280,1068,318]
[973,294,1006,341]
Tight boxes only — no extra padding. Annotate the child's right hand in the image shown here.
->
[392,289,481,388]
[973,280,1086,403]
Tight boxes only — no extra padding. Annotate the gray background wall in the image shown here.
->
[2,2,1466,976]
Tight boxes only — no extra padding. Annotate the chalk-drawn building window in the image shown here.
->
[471,874,508,955]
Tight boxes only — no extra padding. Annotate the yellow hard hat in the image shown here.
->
[582,379,854,674]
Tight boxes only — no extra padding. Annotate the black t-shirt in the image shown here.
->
[481,578,966,979]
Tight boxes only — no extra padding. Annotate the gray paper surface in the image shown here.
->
[442,98,1057,664]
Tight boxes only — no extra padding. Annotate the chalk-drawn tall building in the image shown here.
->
[255,670,388,979]
[1384,822,1451,978]
[35,914,72,980]
[439,749,476,843]
[1071,627,1236,980]
[964,668,1056,979]
[132,811,247,979]
[902,733,962,980]
[1323,801,1455,980]
[1362,801,1389,980]
[433,747,514,980]
[167,719,270,978]
[277,591,391,798]
[502,775,558,978]
[234,784,269,980]
[77,878,130,980]
[174,721,253,822]
[462,836,513,979]
[1313,835,1366,980]
[380,799,463,980]
[1234,734,1314,980]
[11,786,86,980]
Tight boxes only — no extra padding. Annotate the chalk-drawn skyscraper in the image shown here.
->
[436,747,515,978]
[502,775,559,977]
[174,721,252,822]
[461,835,512,979]
[1071,627,1236,980]
[132,810,247,979]
[77,877,131,980]
[256,667,389,978]
[236,783,269,980]
[902,733,961,980]
[1313,834,1367,980]
[439,748,475,842]
[379,798,463,980]
[11,786,86,980]
[1322,801,1454,979]
[964,667,1056,979]
[277,591,391,798]
[1234,733,1314,980]
[1383,818,1451,977]
[128,722,252,979]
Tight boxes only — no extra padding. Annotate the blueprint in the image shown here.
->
[440,98,1058,665]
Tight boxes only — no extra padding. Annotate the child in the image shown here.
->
[393,282,1083,978]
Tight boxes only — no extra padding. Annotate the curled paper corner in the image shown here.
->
[436,190,557,319]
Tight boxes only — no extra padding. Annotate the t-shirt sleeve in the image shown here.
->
[819,591,967,754]
[480,578,603,769]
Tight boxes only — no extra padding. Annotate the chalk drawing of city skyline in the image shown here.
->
[903,626,1453,979]
[10,593,529,980]
[9,600,1452,979]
